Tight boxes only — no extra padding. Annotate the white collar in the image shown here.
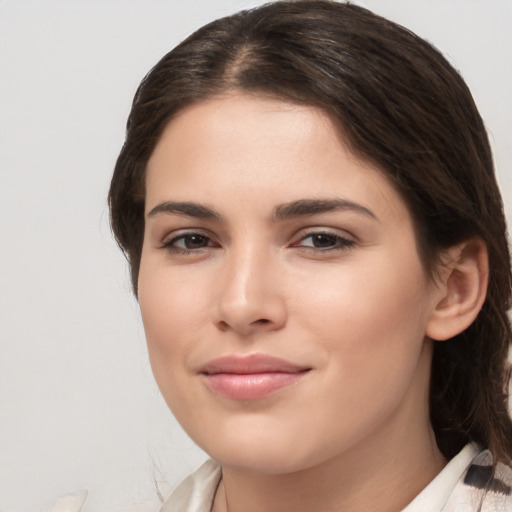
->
[161,444,485,512]
[402,444,479,512]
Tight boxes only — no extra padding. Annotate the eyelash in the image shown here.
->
[293,231,356,252]
[161,232,217,255]
[161,230,355,255]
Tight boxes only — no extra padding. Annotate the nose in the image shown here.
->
[213,246,287,336]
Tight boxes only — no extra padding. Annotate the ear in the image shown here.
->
[426,237,489,341]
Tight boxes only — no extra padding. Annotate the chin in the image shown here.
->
[189,418,331,475]
[210,444,312,475]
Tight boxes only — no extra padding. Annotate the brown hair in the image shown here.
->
[109,1,512,465]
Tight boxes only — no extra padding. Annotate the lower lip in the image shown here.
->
[202,371,308,401]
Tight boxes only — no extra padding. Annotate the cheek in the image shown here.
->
[294,255,431,386]
[138,268,210,427]
[285,265,432,455]
[139,254,209,332]
[138,260,207,383]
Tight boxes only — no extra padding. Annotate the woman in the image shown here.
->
[109,1,512,510]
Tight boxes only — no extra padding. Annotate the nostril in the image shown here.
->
[217,320,230,332]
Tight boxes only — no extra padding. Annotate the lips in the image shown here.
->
[200,354,311,401]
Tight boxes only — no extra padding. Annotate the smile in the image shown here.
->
[200,354,311,401]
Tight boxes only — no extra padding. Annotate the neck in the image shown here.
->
[214,421,444,512]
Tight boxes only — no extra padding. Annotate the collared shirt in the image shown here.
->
[160,444,512,512]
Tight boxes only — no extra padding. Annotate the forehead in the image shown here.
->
[149,93,345,172]
[145,93,410,226]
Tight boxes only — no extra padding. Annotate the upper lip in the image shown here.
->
[201,354,310,375]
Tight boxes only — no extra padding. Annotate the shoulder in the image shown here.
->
[160,459,221,512]
[443,449,512,512]
[48,490,88,512]
[404,444,512,512]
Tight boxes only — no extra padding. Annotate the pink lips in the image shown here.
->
[200,354,310,401]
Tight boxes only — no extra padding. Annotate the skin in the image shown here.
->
[139,94,448,512]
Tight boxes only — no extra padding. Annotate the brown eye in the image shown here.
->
[310,234,338,248]
[296,231,355,251]
[179,234,210,249]
[163,232,216,253]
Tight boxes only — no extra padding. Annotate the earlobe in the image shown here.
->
[426,237,489,341]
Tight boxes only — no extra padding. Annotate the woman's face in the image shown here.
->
[139,94,443,474]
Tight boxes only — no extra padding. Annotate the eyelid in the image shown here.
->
[161,227,211,243]
[293,225,356,241]
[290,227,357,251]
[157,226,356,254]
[160,228,220,253]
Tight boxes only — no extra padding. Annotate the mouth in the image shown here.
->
[200,354,311,401]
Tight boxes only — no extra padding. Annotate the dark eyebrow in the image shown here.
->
[147,198,377,222]
[272,198,378,221]
[147,201,222,220]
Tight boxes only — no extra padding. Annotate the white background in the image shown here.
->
[0,1,511,511]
